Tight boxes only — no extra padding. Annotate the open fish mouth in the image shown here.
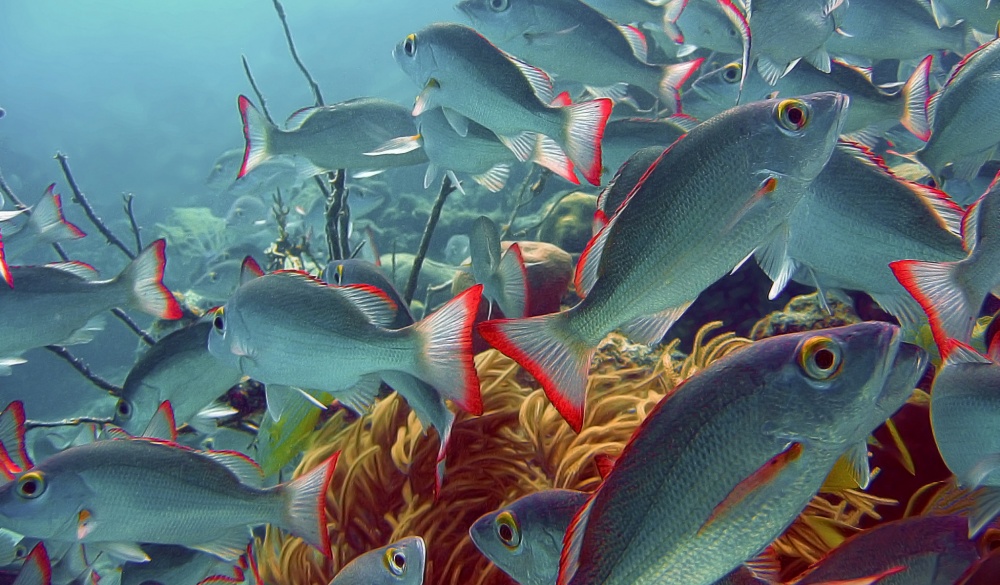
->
[874,327,928,413]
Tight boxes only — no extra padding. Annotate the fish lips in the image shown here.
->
[874,332,928,419]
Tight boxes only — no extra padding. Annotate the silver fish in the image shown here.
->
[2,185,85,261]
[206,148,306,200]
[393,23,612,185]
[457,0,702,110]
[745,0,847,84]
[470,489,589,585]
[556,322,927,585]
[823,0,968,62]
[224,196,271,231]
[328,537,426,585]
[237,96,428,180]
[0,436,339,561]
[444,235,471,266]
[481,92,849,431]
[470,216,529,319]
[113,319,242,436]
[0,240,182,374]
[927,0,1000,30]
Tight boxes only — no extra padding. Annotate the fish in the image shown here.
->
[793,514,978,585]
[470,489,590,585]
[0,239,182,374]
[393,22,613,185]
[593,145,663,231]
[0,423,340,562]
[691,56,932,137]
[224,195,272,231]
[456,0,703,111]
[823,0,969,62]
[598,116,693,182]
[192,258,247,301]
[120,544,258,585]
[731,0,848,85]
[925,340,1000,536]
[320,258,455,488]
[237,96,429,180]
[583,0,681,38]
[328,536,426,585]
[366,108,524,191]
[912,36,1000,182]
[112,319,243,437]
[11,544,49,585]
[926,0,1000,31]
[554,322,927,585]
[443,234,471,266]
[206,148,306,199]
[1,185,85,260]
[671,0,745,55]
[480,91,849,431]
[755,141,967,328]
[891,172,1000,349]
[470,216,529,319]
[206,268,484,422]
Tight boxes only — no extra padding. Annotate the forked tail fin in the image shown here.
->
[237,95,277,178]
[118,239,183,320]
[560,99,613,186]
[890,259,982,352]
[279,452,339,558]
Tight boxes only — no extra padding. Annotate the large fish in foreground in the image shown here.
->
[891,172,1000,349]
[0,431,339,561]
[207,268,484,421]
[237,96,429,180]
[393,23,612,186]
[457,0,703,110]
[329,537,426,585]
[0,239,182,374]
[555,323,927,585]
[481,92,849,431]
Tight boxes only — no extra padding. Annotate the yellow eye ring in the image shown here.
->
[722,63,742,84]
[495,510,521,549]
[213,307,225,331]
[777,99,810,132]
[798,336,842,380]
[383,547,406,576]
[16,471,45,499]
[403,34,417,57]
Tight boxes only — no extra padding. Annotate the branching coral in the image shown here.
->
[155,207,234,262]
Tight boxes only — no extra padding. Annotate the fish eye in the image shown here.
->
[13,544,26,559]
[213,308,225,332]
[116,399,132,420]
[403,34,416,57]
[798,336,842,381]
[382,547,406,576]
[16,472,46,499]
[490,0,510,11]
[495,510,521,549]
[723,64,741,84]
[209,272,218,282]
[776,99,810,132]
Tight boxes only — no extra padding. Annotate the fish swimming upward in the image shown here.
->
[481,92,849,431]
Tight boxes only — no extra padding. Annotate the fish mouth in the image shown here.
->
[455,1,475,20]
[831,92,851,137]
[874,327,928,415]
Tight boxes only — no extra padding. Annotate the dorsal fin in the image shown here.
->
[199,450,264,488]
[594,453,616,479]
[575,210,619,298]
[616,24,648,63]
[0,401,31,476]
[833,58,873,82]
[240,256,265,285]
[940,338,992,366]
[285,106,322,130]
[557,492,597,585]
[141,401,178,442]
[961,198,981,252]
[500,49,554,104]
[946,38,994,87]
[336,283,399,327]
[45,261,99,280]
[908,182,964,238]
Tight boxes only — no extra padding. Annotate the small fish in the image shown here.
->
[367,108,525,190]
[912,36,1000,181]
[470,489,590,585]
[732,0,848,85]
[237,96,429,180]
[926,340,1000,537]
[793,514,978,584]
[207,268,484,422]
[393,23,612,185]
[823,0,969,62]
[328,536,426,585]
[113,319,243,436]
[457,0,703,111]
[206,148,306,199]
[1,185,85,260]
[481,92,849,431]
[756,141,967,328]
[192,258,246,301]
[891,172,1000,349]
[470,216,529,319]
[0,240,182,374]
[443,234,471,266]
[0,425,339,561]
[224,196,271,231]
[673,0,745,55]
[555,323,927,585]
[691,56,932,137]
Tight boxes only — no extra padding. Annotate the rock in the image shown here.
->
[537,191,597,254]
[750,291,861,340]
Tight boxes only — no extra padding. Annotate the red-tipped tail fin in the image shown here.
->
[890,259,978,353]
[280,451,339,558]
[717,0,751,96]
[659,58,704,113]
[0,400,31,477]
[478,310,594,432]
[30,185,86,244]
[0,231,10,288]
[237,95,275,178]
[901,55,933,141]
[532,134,579,185]
[561,99,612,186]
[121,239,183,320]
[13,544,51,585]
[412,284,483,414]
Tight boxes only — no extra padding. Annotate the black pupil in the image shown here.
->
[214,315,224,330]
[787,107,804,126]
[21,480,36,495]
[499,524,513,542]
[393,553,405,568]
[725,69,736,80]
[405,40,413,55]
[119,402,130,415]
[813,348,835,370]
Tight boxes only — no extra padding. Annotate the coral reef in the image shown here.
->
[536,191,597,254]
